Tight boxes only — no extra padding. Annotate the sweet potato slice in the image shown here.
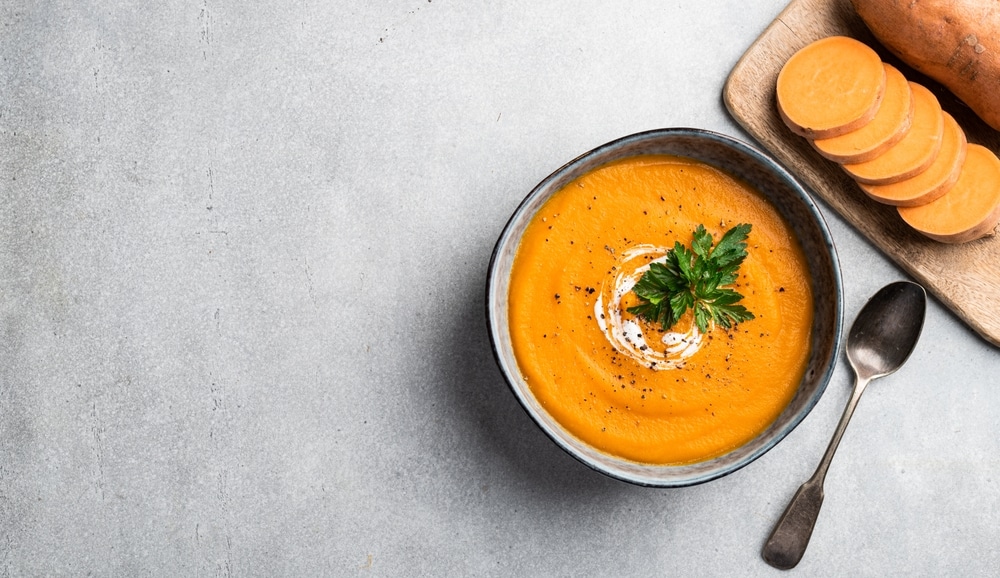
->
[860,111,967,207]
[842,82,944,185]
[898,144,1000,243]
[812,63,913,164]
[777,36,886,139]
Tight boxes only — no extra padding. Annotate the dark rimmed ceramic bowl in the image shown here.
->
[486,128,843,487]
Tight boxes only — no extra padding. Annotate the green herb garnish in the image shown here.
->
[627,223,755,333]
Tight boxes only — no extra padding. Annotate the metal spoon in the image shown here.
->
[762,280,927,570]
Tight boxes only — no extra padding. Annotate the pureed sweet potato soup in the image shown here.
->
[509,155,814,465]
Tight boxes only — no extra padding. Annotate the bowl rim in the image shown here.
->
[485,127,844,487]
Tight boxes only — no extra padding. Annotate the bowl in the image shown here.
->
[486,128,843,487]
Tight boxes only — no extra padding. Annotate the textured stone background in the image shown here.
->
[3,1,999,575]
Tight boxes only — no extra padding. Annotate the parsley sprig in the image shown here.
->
[627,224,755,333]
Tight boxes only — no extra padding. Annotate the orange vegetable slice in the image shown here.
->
[860,111,967,207]
[842,82,944,185]
[898,144,1000,243]
[812,64,913,163]
[777,36,886,139]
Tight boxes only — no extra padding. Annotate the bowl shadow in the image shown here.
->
[436,261,628,501]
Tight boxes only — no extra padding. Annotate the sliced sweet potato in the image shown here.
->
[860,111,967,207]
[842,82,944,185]
[812,63,913,164]
[777,36,886,139]
[897,144,1000,243]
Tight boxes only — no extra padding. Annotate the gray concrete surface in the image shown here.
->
[3,1,999,575]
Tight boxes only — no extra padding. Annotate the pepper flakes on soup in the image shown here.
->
[508,155,813,465]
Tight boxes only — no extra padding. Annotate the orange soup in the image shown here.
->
[508,155,814,464]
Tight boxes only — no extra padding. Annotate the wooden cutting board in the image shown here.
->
[724,0,1000,347]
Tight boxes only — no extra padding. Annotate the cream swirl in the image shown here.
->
[594,244,703,370]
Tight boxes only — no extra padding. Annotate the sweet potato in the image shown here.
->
[777,36,886,138]
[860,111,967,207]
[775,35,997,243]
[852,0,1000,131]
[812,63,913,163]
[842,82,944,185]
[897,144,1000,243]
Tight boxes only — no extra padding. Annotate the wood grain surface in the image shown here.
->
[724,0,1000,347]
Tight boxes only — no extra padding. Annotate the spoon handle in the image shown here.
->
[761,375,871,569]
[761,478,824,570]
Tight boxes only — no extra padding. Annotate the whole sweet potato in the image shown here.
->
[852,0,1000,131]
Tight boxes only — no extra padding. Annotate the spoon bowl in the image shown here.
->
[848,281,927,380]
